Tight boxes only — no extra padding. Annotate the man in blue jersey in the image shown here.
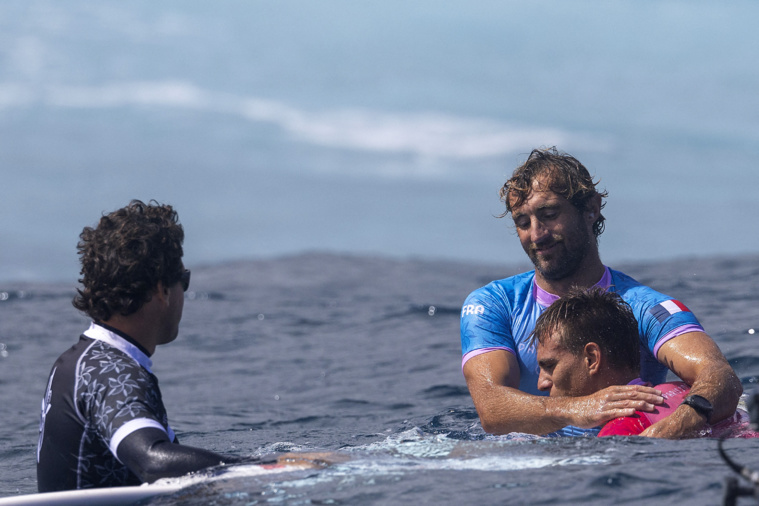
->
[460,147,741,438]
[37,200,235,491]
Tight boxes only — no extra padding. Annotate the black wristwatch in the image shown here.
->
[681,394,713,423]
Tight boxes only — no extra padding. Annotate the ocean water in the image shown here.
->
[2,1,759,503]
[1,253,759,504]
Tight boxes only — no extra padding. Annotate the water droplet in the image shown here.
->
[258,314,265,320]
[428,306,436,316]
[748,328,755,335]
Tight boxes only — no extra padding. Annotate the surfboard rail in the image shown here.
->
[0,484,183,506]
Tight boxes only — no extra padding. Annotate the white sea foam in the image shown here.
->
[0,81,611,160]
[0,84,35,108]
[343,428,610,473]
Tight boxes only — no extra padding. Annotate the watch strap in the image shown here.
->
[681,394,713,423]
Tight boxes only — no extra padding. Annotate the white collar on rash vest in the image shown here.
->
[84,321,154,373]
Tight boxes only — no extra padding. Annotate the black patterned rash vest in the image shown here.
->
[37,323,176,492]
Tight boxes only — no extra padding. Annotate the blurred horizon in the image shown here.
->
[1,0,758,283]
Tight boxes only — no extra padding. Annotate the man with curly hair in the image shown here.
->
[460,147,742,438]
[37,200,232,492]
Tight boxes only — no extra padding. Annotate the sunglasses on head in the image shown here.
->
[180,269,191,292]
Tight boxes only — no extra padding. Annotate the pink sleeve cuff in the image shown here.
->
[461,347,515,372]
[652,324,705,357]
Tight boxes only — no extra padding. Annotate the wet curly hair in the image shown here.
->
[72,200,185,321]
[531,287,640,373]
[499,147,608,237]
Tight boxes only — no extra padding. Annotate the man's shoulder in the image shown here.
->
[461,270,536,324]
[608,268,669,302]
[77,338,150,383]
[466,270,536,301]
[80,336,132,360]
[51,334,97,369]
[607,267,640,287]
[608,268,696,325]
[75,337,159,418]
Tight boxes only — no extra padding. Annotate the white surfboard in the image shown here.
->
[0,462,312,506]
[0,484,183,506]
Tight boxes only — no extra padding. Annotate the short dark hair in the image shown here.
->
[531,287,640,373]
[500,147,608,237]
[72,200,185,321]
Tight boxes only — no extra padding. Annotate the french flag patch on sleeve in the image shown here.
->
[650,300,690,323]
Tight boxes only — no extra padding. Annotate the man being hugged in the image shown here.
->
[532,288,754,438]
[37,200,231,491]
[460,147,741,438]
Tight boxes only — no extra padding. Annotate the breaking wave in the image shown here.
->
[0,81,611,159]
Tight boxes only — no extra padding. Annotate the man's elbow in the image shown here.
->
[703,363,743,421]
[716,362,743,401]
[127,443,222,484]
[477,410,509,435]
[130,457,185,484]
[726,367,744,406]
[470,394,515,435]
[480,421,504,435]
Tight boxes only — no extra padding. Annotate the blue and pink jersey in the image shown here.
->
[460,267,704,436]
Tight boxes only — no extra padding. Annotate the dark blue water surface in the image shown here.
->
[1,253,759,504]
